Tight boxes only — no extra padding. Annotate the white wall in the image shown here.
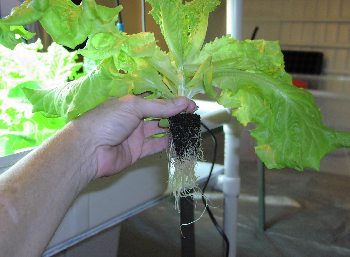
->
[0,0,21,18]
[243,0,350,76]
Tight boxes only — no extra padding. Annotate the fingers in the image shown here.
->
[120,95,197,119]
[144,120,167,138]
[140,136,169,159]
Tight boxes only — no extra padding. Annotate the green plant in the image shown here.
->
[0,39,82,155]
[1,0,350,197]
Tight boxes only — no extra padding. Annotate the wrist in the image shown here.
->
[57,121,99,185]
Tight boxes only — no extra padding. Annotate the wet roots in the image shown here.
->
[168,113,202,211]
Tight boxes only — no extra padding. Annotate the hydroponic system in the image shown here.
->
[1,0,350,256]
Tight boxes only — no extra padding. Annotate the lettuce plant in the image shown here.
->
[1,0,350,193]
[0,39,81,155]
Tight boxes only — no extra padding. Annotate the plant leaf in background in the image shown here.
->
[0,22,35,49]
[1,0,123,49]
[0,40,79,155]
[8,81,41,99]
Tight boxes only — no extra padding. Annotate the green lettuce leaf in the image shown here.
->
[1,0,123,49]
[1,0,46,25]
[216,70,350,170]
[0,22,35,49]
[145,47,180,94]
[199,37,350,170]
[192,37,286,78]
[23,59,132,120]
[8,81,41,99]
[39,0,122,49]
[2,0,350,172]
[147,0,220,64]
[79,32,157,64]
[130,60,174,98]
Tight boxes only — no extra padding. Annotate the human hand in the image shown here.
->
[72,95,196,179]
[0,96,197,257]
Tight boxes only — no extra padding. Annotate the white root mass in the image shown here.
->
[168,134,203,211]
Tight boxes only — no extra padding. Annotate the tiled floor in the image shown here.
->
[53,226,120,257]
[117,161,350,257]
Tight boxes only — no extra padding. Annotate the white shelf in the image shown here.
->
[292,74,350,82]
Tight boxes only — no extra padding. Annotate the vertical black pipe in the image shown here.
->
[180,190,195,257]
[250,26,259,40]
[258,160,266,232]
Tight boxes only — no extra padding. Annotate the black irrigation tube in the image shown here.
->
[201,122,230,257]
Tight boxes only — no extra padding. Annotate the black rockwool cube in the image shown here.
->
[168,113,201,159]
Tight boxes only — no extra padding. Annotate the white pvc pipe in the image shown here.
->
[224,2,243,256]
[222,121,241,257]
[226,0,243,39]
[141,0,146,32]
[223,122,240,179]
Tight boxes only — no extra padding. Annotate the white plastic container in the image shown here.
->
[0,151,168,256]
